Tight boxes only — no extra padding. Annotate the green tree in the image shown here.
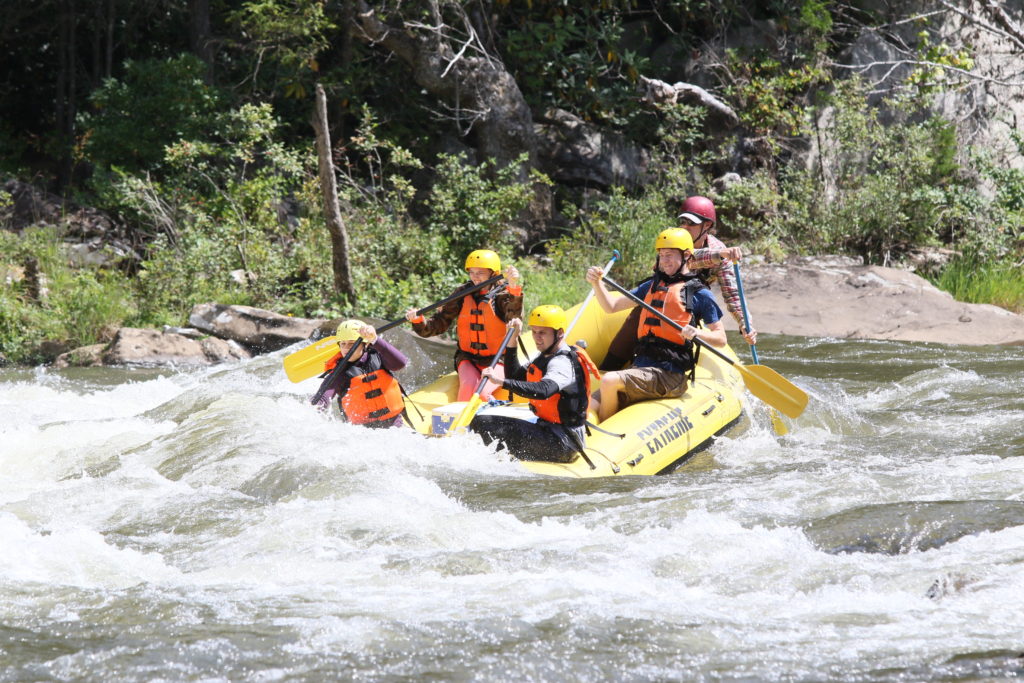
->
[80,54,225,173]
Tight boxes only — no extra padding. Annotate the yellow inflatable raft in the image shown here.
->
[403,295,746,477]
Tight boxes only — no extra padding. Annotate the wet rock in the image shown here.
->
[188,303,322,353]
[803,500,1024,555]
[101,327,251,367]
[54,343,107,368]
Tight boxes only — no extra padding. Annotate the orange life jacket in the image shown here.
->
[636,278,693,346]
[335,350,405,425]
[457,291,508,363]
[634,275,707,374]
[525,346,599,426]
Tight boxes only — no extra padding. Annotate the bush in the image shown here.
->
[80,54,225,173]
[718,79,981,265]
[0,227,136,362]
[930,253,1024,313]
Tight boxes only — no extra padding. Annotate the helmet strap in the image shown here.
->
[697,223,713,243]
[539,329,563,355]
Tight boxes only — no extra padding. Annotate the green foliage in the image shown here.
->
[799,0,834,38]
[720,0,833,139]
[0,189,13,230]
[80,55,225,173]
[724,51,828,138]
[228,0,335,100]
[977,129,1024,222]
[906,30,975,96]
[929,253,1024,313]
[94,101,312,324]
[720,79,980,265]
[546,187,676,290]
[501,4,650,127]
[0,227,136,363]
[343,150,545,320]
[518,259,591,314]
[641,102,722,183]
[426,153,543,262]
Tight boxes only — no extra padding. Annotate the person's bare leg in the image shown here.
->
[597,372,624,422]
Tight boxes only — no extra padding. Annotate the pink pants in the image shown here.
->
[457,360,505,402]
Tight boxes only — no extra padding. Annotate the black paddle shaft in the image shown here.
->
[472,326,517,395]
[601,276,737,368]
[376,273,504,335]
[310,335,365,405]
[311,274,505,405]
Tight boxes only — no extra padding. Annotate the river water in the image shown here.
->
[1,335,1022,681]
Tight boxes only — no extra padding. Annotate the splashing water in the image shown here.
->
[1,336,1022,680]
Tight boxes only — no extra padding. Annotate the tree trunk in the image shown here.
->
[55,0,77,190]
[311,83,356,305]
[189,0,214,81]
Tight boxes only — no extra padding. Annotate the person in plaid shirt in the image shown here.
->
[678,195,757,346]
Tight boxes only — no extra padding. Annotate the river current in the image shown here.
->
[1,334,1022,681]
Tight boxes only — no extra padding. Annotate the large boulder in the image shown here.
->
[101,328,251,367]
[726,257,1024,345]
[188,303,322,353]
[53,343,107,369]
[534,109,648,190]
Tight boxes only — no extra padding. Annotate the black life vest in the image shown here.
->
[524,346,595,428]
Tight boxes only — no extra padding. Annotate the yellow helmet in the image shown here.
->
[465,249,501,274]
[655,228,694,252]
[528,305,567,332]
[335,319,364,342]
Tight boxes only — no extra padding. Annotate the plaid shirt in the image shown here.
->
[689,234,748,331]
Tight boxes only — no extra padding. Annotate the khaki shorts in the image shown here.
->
[595,366,687,409]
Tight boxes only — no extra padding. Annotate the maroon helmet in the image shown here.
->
[677,195,717,224]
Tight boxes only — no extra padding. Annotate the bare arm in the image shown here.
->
[585,266,635,313]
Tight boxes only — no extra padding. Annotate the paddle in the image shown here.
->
[601,276,809,419]
[446,326,517,434]
[733,263,789,435]
[517,250,621,372]
[284,273,504,384]
[309,335,366,405]
[564,250,620,340]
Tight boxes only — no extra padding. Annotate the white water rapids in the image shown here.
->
[1,337,1022,680]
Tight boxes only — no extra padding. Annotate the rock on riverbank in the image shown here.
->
[724,256,1024,346]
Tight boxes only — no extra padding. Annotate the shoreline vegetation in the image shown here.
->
[2,3,1022,366]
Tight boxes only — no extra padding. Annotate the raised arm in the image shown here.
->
[585,265,634,313]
